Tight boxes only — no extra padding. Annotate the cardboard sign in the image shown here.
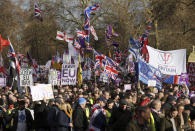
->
[0,78,6,87]
[20,68,33,86]
[61,64,77,85]
[148,80,157,87]
[48,70,58,85]
[30,84,54,101]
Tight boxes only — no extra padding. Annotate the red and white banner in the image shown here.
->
[147,46,186,75]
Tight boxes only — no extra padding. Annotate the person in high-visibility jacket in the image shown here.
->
[105,99,114,123]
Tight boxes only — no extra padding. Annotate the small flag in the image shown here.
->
[90,26,98,40]
[0,35,10,51]
[34,1,43,21]
[8,39,20,74]
[56,31,65,41]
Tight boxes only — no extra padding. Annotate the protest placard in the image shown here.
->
[100,72,109,83]
[61,64,77,85]
[48,69,58,85]
[148,80,157,87]
[20,68,33,86]
[123,84,131,92]
[30,84,54,101]
[0,78,6,87]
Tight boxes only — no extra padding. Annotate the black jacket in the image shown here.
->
[151,110,162,131]
[9,108,33,131]
[47,105,60,131]
[108,107,132,131]
[33,102,49,129]
[57,110,70,131]
[72,104,88,131]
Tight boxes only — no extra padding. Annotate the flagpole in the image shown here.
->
[93,50,96,86]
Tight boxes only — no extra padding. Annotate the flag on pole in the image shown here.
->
[0,35,10,51]
[8,39,20,74]
[90,26,98,40]
[104,61,118,80]
[56,31,65,41]
[34,1,43,21]
[78,54,82,87]
[84,4,100,44]
[76,29,87,39]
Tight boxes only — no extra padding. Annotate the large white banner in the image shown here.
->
[61,64,77,85]
[30,84,54,101]
[20,68,33,86]
[147,46,186,75]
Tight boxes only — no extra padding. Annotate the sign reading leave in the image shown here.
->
[20,68,33,86]
[61,64,77,85]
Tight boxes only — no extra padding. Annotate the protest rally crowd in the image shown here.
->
[0,1,195,131]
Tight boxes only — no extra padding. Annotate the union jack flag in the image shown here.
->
[84,4,100,44]
[73,40,81,50]
[114,48,122,63]
[106,56,119,67]
[9,41,20,73]
[90,26,98,40]
[34,2,43,21]
[94,51,106,69]
[104,61,118,80]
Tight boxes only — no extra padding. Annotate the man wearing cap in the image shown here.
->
[72,97,88,131]
[89,97,107,131]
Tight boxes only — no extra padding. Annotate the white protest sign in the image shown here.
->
[20,68,33,86]
[100,73,109,83]
[30,84,54,101]
[0,78,6,87]
[61,64,77,85]
[48,69,58,85]
[148,80,157,87]
[123,84,131,92]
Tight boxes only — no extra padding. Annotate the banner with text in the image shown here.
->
[20,68,33,86]
[147,46,186,75]
[30,84,54,101]
[61,64,77,85]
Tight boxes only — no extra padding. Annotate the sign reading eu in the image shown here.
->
[61,64,77,85]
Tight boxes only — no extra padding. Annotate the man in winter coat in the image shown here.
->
[89,97,107,131]
[72,97,89,131]
[109,99,132,131]
[47,98,62,131]
[9,97,33,131]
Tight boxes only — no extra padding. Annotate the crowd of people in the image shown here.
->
[0,76,194,131]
